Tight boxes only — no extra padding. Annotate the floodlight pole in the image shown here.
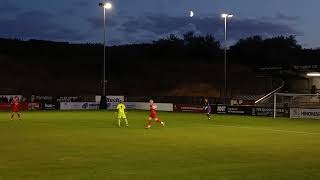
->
[222,14,232,104]
[224,16,227,104]
[103,7,107,97]
[99,2,112,96]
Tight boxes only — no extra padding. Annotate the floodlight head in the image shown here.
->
[307,72,320,77]
[221,14,228,18]
[104,2,112,9]
[222,13,233,18]
[99,2,112,9]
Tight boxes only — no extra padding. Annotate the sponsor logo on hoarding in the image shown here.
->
[28,103,40,110]
[82,103,89,109]
[217,105,227,114]
[45,104,56,110]
[33,96,53,100]
[106,98,123,102]
[301,111,320,117]
[290,108,320,119]
[60,102,99,110]
[228,107,245,114]
[174,104,203,113]
[180,106,203,111]
[254,107,288,117]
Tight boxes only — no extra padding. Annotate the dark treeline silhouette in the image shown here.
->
[1,33,319,65]
[230,35,303,66]
[0,33,319,96]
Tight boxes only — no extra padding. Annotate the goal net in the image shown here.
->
[274,93,320,118]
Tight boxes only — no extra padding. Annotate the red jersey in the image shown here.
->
[11,100,20,112]
[149,104,157,118]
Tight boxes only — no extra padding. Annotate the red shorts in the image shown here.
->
[12,108,19,113]
[149,112,157,119]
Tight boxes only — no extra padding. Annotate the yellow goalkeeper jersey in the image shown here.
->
[117,103,126,114]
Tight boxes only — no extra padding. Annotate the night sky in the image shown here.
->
[0,0,319,48]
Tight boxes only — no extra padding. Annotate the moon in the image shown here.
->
[190,11,194,17]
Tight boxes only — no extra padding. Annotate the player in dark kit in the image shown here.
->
[204,98,212,120]
[11,96,21,120]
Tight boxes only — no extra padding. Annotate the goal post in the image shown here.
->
[274,93,276,118]
[274,93,320,119]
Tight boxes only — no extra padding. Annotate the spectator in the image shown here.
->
[0,96,9,103]
[311,85,317,94]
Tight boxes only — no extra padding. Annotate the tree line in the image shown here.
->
[0,33,319,95]
[1,32,319,67]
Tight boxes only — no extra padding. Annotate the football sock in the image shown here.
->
[118,118,121,127]
[156,118,161,123]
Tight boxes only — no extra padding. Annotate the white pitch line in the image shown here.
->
[214,124,320,136]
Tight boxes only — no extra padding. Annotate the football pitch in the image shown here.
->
[1,111,320,180]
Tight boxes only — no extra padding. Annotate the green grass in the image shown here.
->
[1,111,320,180]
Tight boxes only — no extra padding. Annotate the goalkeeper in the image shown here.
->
[116,101,129,127]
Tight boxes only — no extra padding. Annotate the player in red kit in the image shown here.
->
[11,96,21,120]
[145,99,165,129]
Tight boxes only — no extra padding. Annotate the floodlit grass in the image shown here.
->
[1,111,320,180]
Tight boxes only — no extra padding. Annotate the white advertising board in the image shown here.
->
[60,101,173,111]
[133,102,173,111]
[60,102,99,110]
[290,108,320,119]
[106,102,173,112]
[107,102,137,110]
[95,96,124,103]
